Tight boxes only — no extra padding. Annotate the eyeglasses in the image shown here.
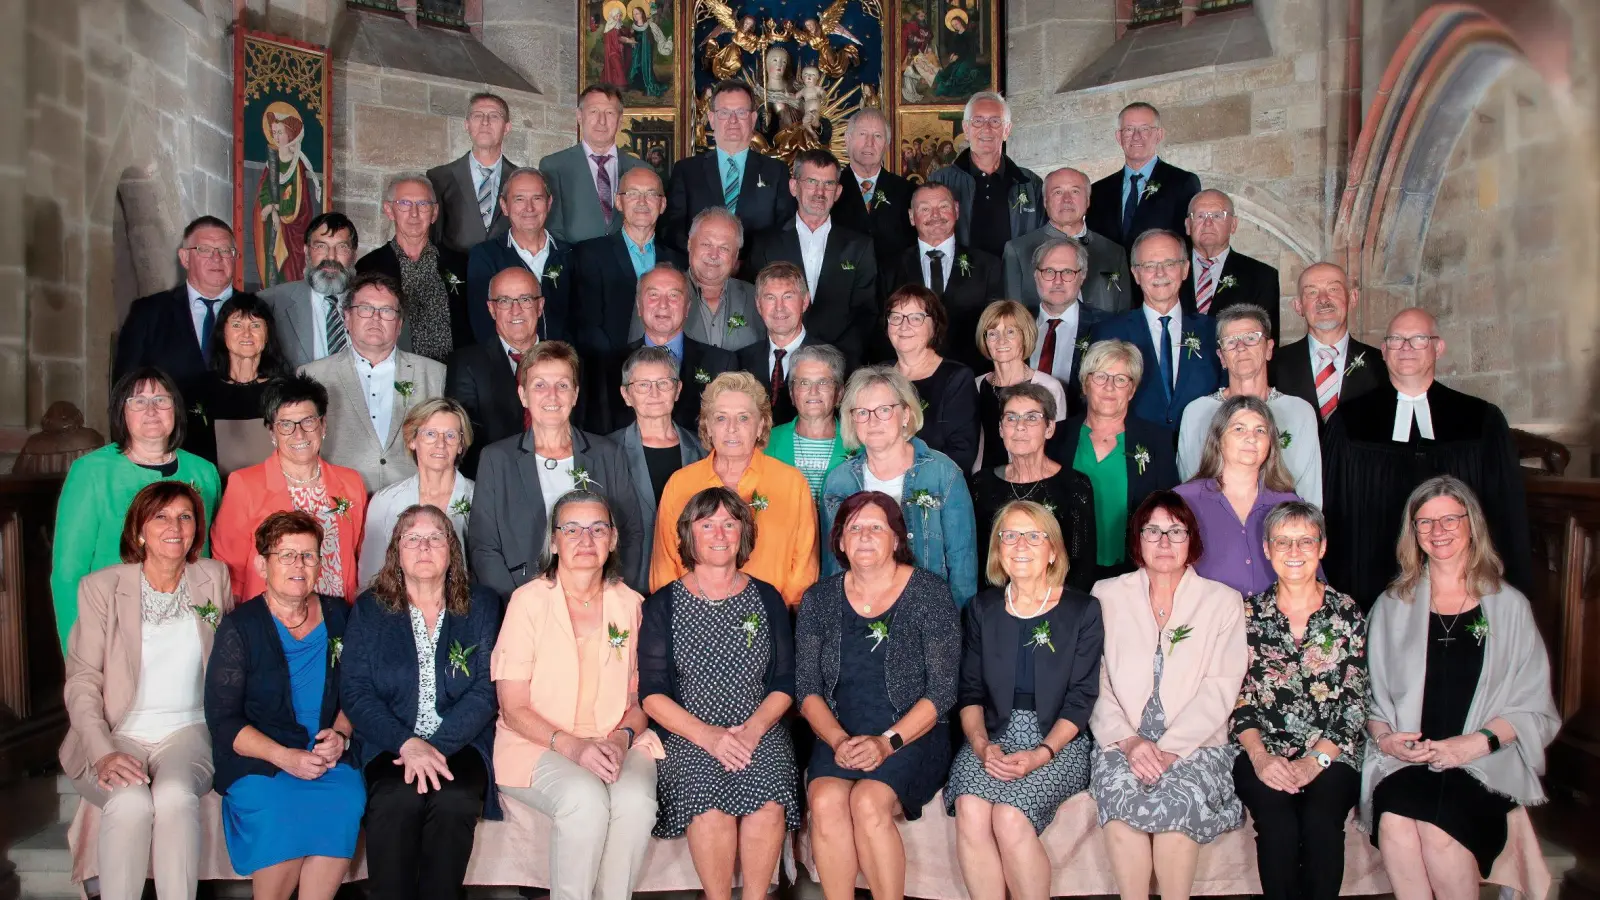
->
[1219,331,1266,352]
[400,532,450,550]
[797,177,839,190]
[1269,536,1321,554]
[184,245,239,259]
[1002,412,1047,429]
[1035,266,1082,282]
[490,294,541,309]
[1188,210,1233,224]
[468,111,507,124]
[1383,334,1440,350]
[556,521,614,541]
[1119,125,1159,139]
[849,403,902,422]
[626,377,679,393]
[349,304,401,321]
[1413,514,1466,535]
[417,428,462,443]
[124,395,175,411]
[389,199,437,212]
[273,415,323,435]
[310,240,355,256]
[998,530,1049,546]
[887,311,929,328]
[1088,372,1136,389]
[618,189,664,202]
[794,377,835,392]
[984,327,1020,342]
[1133,258,1186,273]
[271,549,320,568]
[1140,525,1190,543]
[711,108,753,122]
[966,116,1006,131]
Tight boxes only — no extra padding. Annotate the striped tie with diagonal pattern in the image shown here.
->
[1315,347,1340,419]
[1195,256,1217,314]
[476,162,496,229]
[325,295,349,356]
[723,157,741,212]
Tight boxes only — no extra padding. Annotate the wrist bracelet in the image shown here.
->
[549,729,562,751]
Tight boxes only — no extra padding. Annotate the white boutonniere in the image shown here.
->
[740,612,761,648]
[448,640,477,677]
[606,623,630,660]
[330,496,353,516]
[756,174,767,188]
[866,620,889,652]
[1076,337,1090,354]
[727,314,747,332]
[545,265,562,286]
[1142,181,1161,200]
[749,492,770,511]
[1467,612,1490,646]
[394,380,415,399]
[192,602,221,628]
[909,489,942,510]
[1163,624,1192,656]
[1217,274,1238,292]
[840,260,856,272]
[1010,191,1035,213]
[1133,444,1151,475]
[1029,622,1055,652]
[1345,352,1367,377]
[330,637,344,665]
[1041,499,1057,515]
[444,272,464,294]
[450,497,472,516]
[873,189,888,207]
[694,368,711,384]
[1182,333,1202,359]
[956,254,972,277]
[1278,431,1292,449]
[571,466,600,490]
[1105,271,1122,291]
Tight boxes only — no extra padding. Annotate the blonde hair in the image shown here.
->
[1077,339,1144,392]
[1388,475,1504,601]
[984,500,1069,588]
[975,300,1037,362]
[838,366,923,451]
[401,397,474,465]
[697,371,773,450]
[1192,395,1296,493]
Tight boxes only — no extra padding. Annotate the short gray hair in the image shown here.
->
[1130,228,1186,263]
[1216,303,1273,337]
[845,106,891,141]
[963,90,1010,126]
[499,166,548,201]
[1263,500,1325,543]
[999,381,1057,422]
[689,206,745,251]
[1187,188,1236,216]
[1031,236,1087,272]
[384,172,436,204]
[621,345,680,385]
[635,263,689,307]
[789,344,845,393]
[1078,339,1144,391]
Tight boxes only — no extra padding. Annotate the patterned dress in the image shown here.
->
[285,480,345,597]
[1090,646,1243,843]
[653,581,800,838]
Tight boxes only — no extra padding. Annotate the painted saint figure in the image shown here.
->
[628,2,672,97]
[600,1,629,88]
[933,8,986,98]
[254,105,321,288]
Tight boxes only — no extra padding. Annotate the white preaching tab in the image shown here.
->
[1392,390,1435,442]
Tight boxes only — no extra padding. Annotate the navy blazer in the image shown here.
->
[466,232,574,346]
[957,586,1104,734]
[568,232,688,360]
[638,577,794,716]
[204,594,350,795]
[1085,158,1203,252]
[1089,308,1221,429]
[114,285,212,394]
[341,586,504,819]
[664,149,796,254]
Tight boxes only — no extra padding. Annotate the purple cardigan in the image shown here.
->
[1173,479,1302,597]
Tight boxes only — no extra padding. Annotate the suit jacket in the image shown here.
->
[594,336,739,435]
[60,560,233,779]
[1036,302,1111,419]
[1271,335,1387,431]
[210,458,369,603]
[1086,158,1203,251]
[1089,308,1222,429]
[735,332,821,425]
[300,349,448,492]
[664,149,796,253]
[1046,413,1180,525]
[831,168,918,274]
[928,151,1047,255]
[569,231,688,359]
[539,144,649,245]
[747,218,878,367]
[958,584,1103,733]
[444,339,525,478]
[428,153,520,254]
[683,277,764,353]
[466,231,573,346]
[1179,248,1283,344]
[882,243,1002,371]
[609,421,706,573]
[1002,224,1132,315]
[261,280,422,370]
[466,427,647,597]
[114,285,209,393]
[354,240,473,357]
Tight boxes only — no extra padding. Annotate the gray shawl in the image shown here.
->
[1359,571,1561,831]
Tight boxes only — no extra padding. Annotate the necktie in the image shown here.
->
[1037,318,1061,377]
[1195,256,1217,314]
[926,249,946,295]
[723,157,741,213]
[476,163,496,230]
[771,348,787,394]
[861,179,875,210]
[510,350,532,429]
[592,154,614,223]
[1122,173,1143,238]
[325,296,349,356]
[1158,314,1175,402]
[199,298,220,363]
[1314,347,1340,419]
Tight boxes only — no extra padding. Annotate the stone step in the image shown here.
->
[13,822,74,899]
[54,774,76,825]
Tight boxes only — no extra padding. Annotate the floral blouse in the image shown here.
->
[1232,584,1368,768]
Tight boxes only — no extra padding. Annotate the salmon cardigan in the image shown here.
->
[210,457,369,604]
[1089,566,1247,758]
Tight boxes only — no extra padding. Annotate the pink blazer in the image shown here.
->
[210,457,368,603]
[1089,566,1247,758]
[59,560,233,779]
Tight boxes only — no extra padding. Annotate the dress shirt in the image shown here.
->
[623,231,657,277]
[186,283,235,349]
[309,289,336,360]
[508,231,551,280]
[353,346,399,440]
[1174,478,1302,597]
[1392,388,1435,442]
[1120,156,1160,212]
[1030,300,1081,375]
[644,331,686,361]
[768,328,806,383]
[582,143,620,206]
[472,155,504,205]
[795,216,831,294]
[1191,246,1231,297]
[1142,303,1185,371]
[917,235,958,289]
[716,147,750,192]
[1307,331,1351,397]
[685,281,733,348]
[499,337,530,375]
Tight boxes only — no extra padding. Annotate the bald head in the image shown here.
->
[1382,306,1445,390]
[1293,262,1357,341]
[487,267,542,349]
[618,166,667,234]
[1185,189,1237,258]
[1044,167,1091,231]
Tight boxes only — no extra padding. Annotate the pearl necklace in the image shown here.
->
[1005,583,1053,618]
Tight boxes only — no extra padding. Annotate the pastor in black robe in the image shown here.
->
[1320,382,1532,609]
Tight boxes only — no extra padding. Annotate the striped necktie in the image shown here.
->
[476,162,496,229]
[723,157,741,212]
[1195,256,1217,313]
[1315,347,1340,419]
[325,296,348,356]
[861,179,875,210]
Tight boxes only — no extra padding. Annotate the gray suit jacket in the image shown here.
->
[683,278,764,353]
[427,153,521,254]
[262,280,414,369]
[609,422,706,574]
[539,144,649,246]
[1002,224,1133,315]
[298,349,447,493]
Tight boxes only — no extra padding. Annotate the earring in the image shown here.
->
[138,536,145,545]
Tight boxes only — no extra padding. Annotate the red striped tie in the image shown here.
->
[1314,348,1339,419]
[1195,257,1217,314]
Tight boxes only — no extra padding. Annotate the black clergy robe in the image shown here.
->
[1320,382,1532,609]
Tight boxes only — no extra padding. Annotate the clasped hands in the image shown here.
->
[277,728,347,781]
[973,739,1052,782]
[1378,730,1487,770]
[1247,747,1324,794]
[558,729,633,784]
[1118,735,1179,787]
[698,720,766,773]
[831,732,894,772]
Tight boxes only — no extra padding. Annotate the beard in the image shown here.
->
[308,260,351,296]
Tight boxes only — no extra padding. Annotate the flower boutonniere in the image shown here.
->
[727,314,748,332]
[956,254,972,277]
[1345,351,1367,378]
[1217,274,1238,292]
[450,497,472,516]
[740,612,761,648]
[448,640,477,677]
[1278,431,1293,449]
[606,623,630,660]
[1163,624,1193,656]
[571,466,600,491]
[444,271,464,295]
[1142,181,1161,200]
[189,403,208,426]
[1468,612,1490,646]
[1133,444,1151,475]
[909,489,942,510]
[1105,271,1122,292]
[394,380,415,399]
[873,189,889,208]
[545,264,563,287]
[1076,337,1090,355]
[694,368,711,384]
[192,602,221,628]
[919,398,930,412]
[1030,622,1056,653]
[1010,191,1035,213]
[756,174,768,188]
[840,260,856,272]
[1041,499,1058,515]
[330,496,354,516]
[749,492,770,511]
[330,637,344,666]
[1182,332,1202,359]
[866,620,889,652]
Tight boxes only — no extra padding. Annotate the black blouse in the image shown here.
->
[958,585,1103,735]
[182,375,272,465]
[638,576,795,703]
[912,359,980,475]
[971,465,1098,593]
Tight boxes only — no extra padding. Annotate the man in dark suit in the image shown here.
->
[830,108,916,276]
[466,168,572,346]
[747,149,877,369]
[1270,261,1387,426]
[1027,237,1110,418]
[881,182,1001,370]
[540,83,649,245]
[1003,166,1132,315]
[1179,189,1283,343]
[354,174,471,362]
[444,268,542,478]
[428,92,519,254]
[927,92,1046,259]
[114,215,242,393]
[1088,229,1221,429]
[1086,102,1203,253]
[735,261,819,426]
[569,166,687,362]
[594,265,737,434]
[664,80,795,254]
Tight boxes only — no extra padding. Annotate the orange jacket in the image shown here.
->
[210,457,369,604]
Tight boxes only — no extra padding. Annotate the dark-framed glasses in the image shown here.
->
[184,245,238,259]
[849,403,902,422]
[1140,525,1190,543]
[1035,266,1081,282]
[273,415,323,436]
[1383,334,1439,350]
[490,294,541,309]
[1413,514,1466,535]
[887,311,929,328]
[998,530,1049,546]
[350,304,401,321]
[1088,372,1135,389]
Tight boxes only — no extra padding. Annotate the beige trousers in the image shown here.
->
[72,723,213,900]
[501,749,659,900]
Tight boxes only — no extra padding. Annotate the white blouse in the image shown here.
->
[117,578,206,742]
[358,472,475,587]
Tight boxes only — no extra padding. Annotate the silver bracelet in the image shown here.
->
[549,729,562,751]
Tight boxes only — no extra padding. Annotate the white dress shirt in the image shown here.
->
[1190,246,1232,298]
[1142,303,1185,380]
[1030,300,1081,378]
[509,231,551,280]
[582,143,620,206]
[917,235,958,289]
[1307,331,1351,397]
[768,328,807,382]
[500,337,530,374]
[353,346,399,441]
[1393,388,1435,442]
[186,283,234,349]
[795,216,831,294]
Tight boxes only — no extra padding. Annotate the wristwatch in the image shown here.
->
[882,729,904,752]
[1479,728,1501,753]
[619,726,636,747]
[1314,751,1332,768]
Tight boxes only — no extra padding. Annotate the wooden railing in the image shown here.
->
[0,475,66,781]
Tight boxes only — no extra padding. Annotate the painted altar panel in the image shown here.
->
[894,0,1000,107]
[582,0,682,109]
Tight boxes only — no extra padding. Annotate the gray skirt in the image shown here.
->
[944,709,1092,834]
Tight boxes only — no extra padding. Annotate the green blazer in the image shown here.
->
[764,420,848,495]
[50,445,222,653]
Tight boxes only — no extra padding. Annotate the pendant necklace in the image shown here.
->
[270,598,312,631]
[543,456,559,470]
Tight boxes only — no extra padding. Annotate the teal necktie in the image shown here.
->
[723,157,741,213]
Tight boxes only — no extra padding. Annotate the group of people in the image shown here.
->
[56,76,1556,900]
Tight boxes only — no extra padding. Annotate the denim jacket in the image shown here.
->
[819,437,978,606]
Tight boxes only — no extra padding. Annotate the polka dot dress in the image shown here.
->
[653,580,801,839]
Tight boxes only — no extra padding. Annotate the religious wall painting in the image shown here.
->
[622,112,679,181]
[895,0,998,107]
[233,30,333,293]
[895,107,965,183]
[584,0,681,109]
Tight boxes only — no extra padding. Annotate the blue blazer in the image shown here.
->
[466,232,574,346]
[204,594,350,795]
[1089,308,1221,429]
[341,585,504,819]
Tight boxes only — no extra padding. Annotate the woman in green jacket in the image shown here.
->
[763,345,848,503]
[50,367,222,652]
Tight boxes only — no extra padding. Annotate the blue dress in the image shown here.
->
[221,619,366,874]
